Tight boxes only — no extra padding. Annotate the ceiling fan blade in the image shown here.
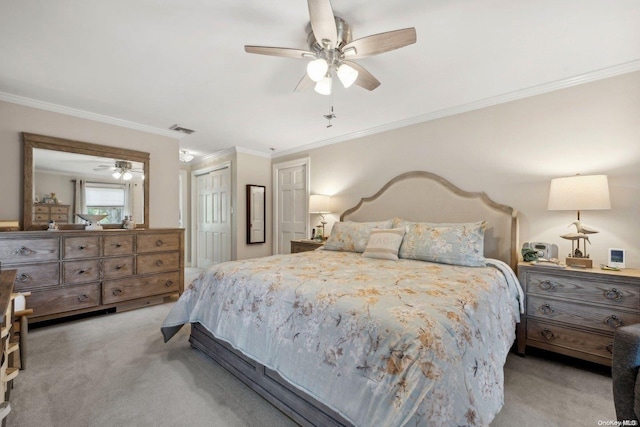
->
[342,61,381,91]
[308,0,338,49]
[244,46,314,59]
[343,27,416,58]
[294,73,315,93]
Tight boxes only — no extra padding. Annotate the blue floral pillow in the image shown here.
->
[324,220,394,253]
[398,221,487,266]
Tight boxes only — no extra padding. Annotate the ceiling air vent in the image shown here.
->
[169,124,195,135]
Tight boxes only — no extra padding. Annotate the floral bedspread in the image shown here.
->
[162,250,522,426]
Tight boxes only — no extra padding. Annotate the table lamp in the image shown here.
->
[547,174,610,268]
[309,194,331,241]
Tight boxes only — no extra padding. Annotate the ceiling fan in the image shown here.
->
[93,160,143,181]
[244,0,417,95]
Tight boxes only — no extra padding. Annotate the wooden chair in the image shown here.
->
[10,293,31,370]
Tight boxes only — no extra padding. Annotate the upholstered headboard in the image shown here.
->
[341,171,518,269]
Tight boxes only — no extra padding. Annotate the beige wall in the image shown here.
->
[0,100,180,228]
[276,71,640,268]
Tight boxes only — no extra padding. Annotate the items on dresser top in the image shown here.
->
[518,262,640,366]
[0,229,184,323]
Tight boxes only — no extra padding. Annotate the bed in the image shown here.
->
[162,171,523,426]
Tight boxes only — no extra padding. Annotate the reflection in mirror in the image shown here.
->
[246,185,265,244]
[23,133,150,230]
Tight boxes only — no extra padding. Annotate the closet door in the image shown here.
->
[195,166,231,268]
[273,159,309,254]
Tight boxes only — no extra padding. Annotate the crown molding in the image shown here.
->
[0,91,182,139]
[235,146,272,158]
[273,60,640,158]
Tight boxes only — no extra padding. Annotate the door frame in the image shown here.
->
[272,157,310,254]
[191,161,232,267]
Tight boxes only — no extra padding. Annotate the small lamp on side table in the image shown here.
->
[309,194,331,241]
[547,174,611,268]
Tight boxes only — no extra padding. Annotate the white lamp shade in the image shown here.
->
[548,174,611,211]
[309,194,331,214]
[179,150,194,162]
[337,63,359,88]
[112,171,122,179]
[314,76,332,95]
[122,171,133,181]
[307,58,329,82]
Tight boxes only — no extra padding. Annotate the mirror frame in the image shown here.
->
[22,132,150,230]
[246,184,266,244]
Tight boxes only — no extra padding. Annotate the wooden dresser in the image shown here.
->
[33,204,70,225]
[290,239,324,253]
[0,229,184,323]
[518,262,640,365]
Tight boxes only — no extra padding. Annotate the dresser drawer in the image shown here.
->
[526,271,639,309]
[29,283,100,317]
[50,206,68,214]
[102,256,134,279]
[63,236,100,259]
[63,259,100,284]
[137,252,180,275]
[137,233,181,253]
[526,295,640,333]
[103,234,134,256]
[0,238,59,263]
[33,214,50,223]
[13,262,59,291]
[526,318,613,361]
[51,213,69,222]
[34,205,49,214]
[103,271,180,304]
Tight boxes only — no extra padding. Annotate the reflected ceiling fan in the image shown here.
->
[244,0,416,95]
[93,160,143,181]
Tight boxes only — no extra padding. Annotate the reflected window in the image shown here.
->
[85,183,127,223]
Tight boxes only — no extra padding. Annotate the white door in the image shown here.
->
[196,167,231,268]
[274,161,308,254]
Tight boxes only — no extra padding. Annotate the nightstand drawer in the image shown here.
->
[291,240,324,253]
[527,271,640,309]
[526,319,613,360]
[526,295,640,333]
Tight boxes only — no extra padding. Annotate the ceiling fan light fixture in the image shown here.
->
[314,75,332,95]
[112,171,122,179]
[307,58,329,82]
[179,150,194,163]
[122,172,133,181]
[337,63,358,88]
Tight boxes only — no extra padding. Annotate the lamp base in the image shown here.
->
[565,257,592,268]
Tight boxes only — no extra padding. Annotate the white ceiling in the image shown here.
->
[1,1,639,163]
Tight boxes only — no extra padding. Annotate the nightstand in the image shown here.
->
[518,262,640,366]
[290,239,324,253]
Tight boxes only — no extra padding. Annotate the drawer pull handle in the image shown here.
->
[79,245,85,250]
[78,269,86,274]
[539,280,556,291]
[155,260,164,267]
[605,315,623,328]
[605,288,623,300]
[165,280,173,287]
[541,328,555,340]
[113,289,122,296]
[539,304,554,315]
[115,265,123,270]
[115,243,122,248]
[15,246,35,257]
[78,294,90,302]
[606,343,614,354]
[155,240,164,247]
[16,273,32,283]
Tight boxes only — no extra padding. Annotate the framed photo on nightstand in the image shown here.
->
[608,248,626,269]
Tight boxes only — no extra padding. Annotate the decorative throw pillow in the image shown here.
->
[324,220,394,253]
[398,221,487,267]
[363,227,406,261]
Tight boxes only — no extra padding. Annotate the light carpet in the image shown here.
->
[7,302,616,427]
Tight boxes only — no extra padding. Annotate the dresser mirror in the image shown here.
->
[23,133,150,230]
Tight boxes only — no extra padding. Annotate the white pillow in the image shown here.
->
[362,227,406,261]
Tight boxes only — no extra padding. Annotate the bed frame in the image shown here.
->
[189,170,519,426]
